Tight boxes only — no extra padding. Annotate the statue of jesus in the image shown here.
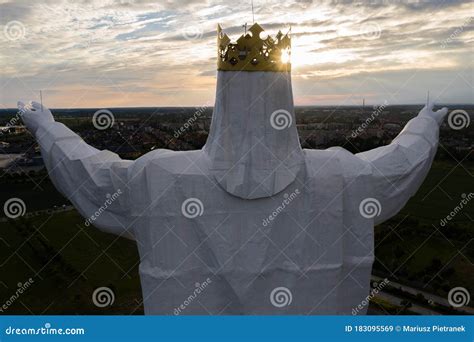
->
[18,23,447,315]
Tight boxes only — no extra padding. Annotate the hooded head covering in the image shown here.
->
[204,70,304,199]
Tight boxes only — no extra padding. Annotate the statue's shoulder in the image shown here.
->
[303,147,371,179]
[126,150,213,213]
[131,149,210,176]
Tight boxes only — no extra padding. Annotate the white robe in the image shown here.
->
[33,71,440,314]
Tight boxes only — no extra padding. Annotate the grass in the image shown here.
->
[374,160,473,300]
[0,211,142,314]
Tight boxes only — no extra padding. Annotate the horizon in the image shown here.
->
[2,102,474,112]
[1,1,473,108]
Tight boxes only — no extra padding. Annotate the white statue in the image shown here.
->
[18,24,447,315]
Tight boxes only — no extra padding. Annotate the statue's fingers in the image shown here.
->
[26,101,38,111]
[17,101,27,114]
[31,101,42,110]
[436,107,448,116]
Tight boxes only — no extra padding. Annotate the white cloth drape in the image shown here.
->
[30,72,440,315]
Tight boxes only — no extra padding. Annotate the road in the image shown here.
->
[372,275,473,315]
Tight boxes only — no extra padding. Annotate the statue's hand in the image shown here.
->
[418,101,448,126]
[18,101,54,134]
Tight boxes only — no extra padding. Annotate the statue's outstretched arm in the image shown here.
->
[18,101,134,240]
[356,102,448,225]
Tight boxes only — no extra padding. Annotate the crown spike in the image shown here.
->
[248,23,264,37]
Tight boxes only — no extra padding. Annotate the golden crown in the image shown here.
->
[217,23,291,72]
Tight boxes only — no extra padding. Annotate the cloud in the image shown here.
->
[0,0,472,107]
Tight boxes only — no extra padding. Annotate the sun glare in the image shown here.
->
[281,49,291,64]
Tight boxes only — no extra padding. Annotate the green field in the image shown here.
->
[374,160,474,300]
[0,211,142,314]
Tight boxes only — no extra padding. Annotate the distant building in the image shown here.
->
[0,125,27,135]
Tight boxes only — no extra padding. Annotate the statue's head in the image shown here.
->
[205,23,304,200]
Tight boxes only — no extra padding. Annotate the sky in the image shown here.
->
[0,0,472,108]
